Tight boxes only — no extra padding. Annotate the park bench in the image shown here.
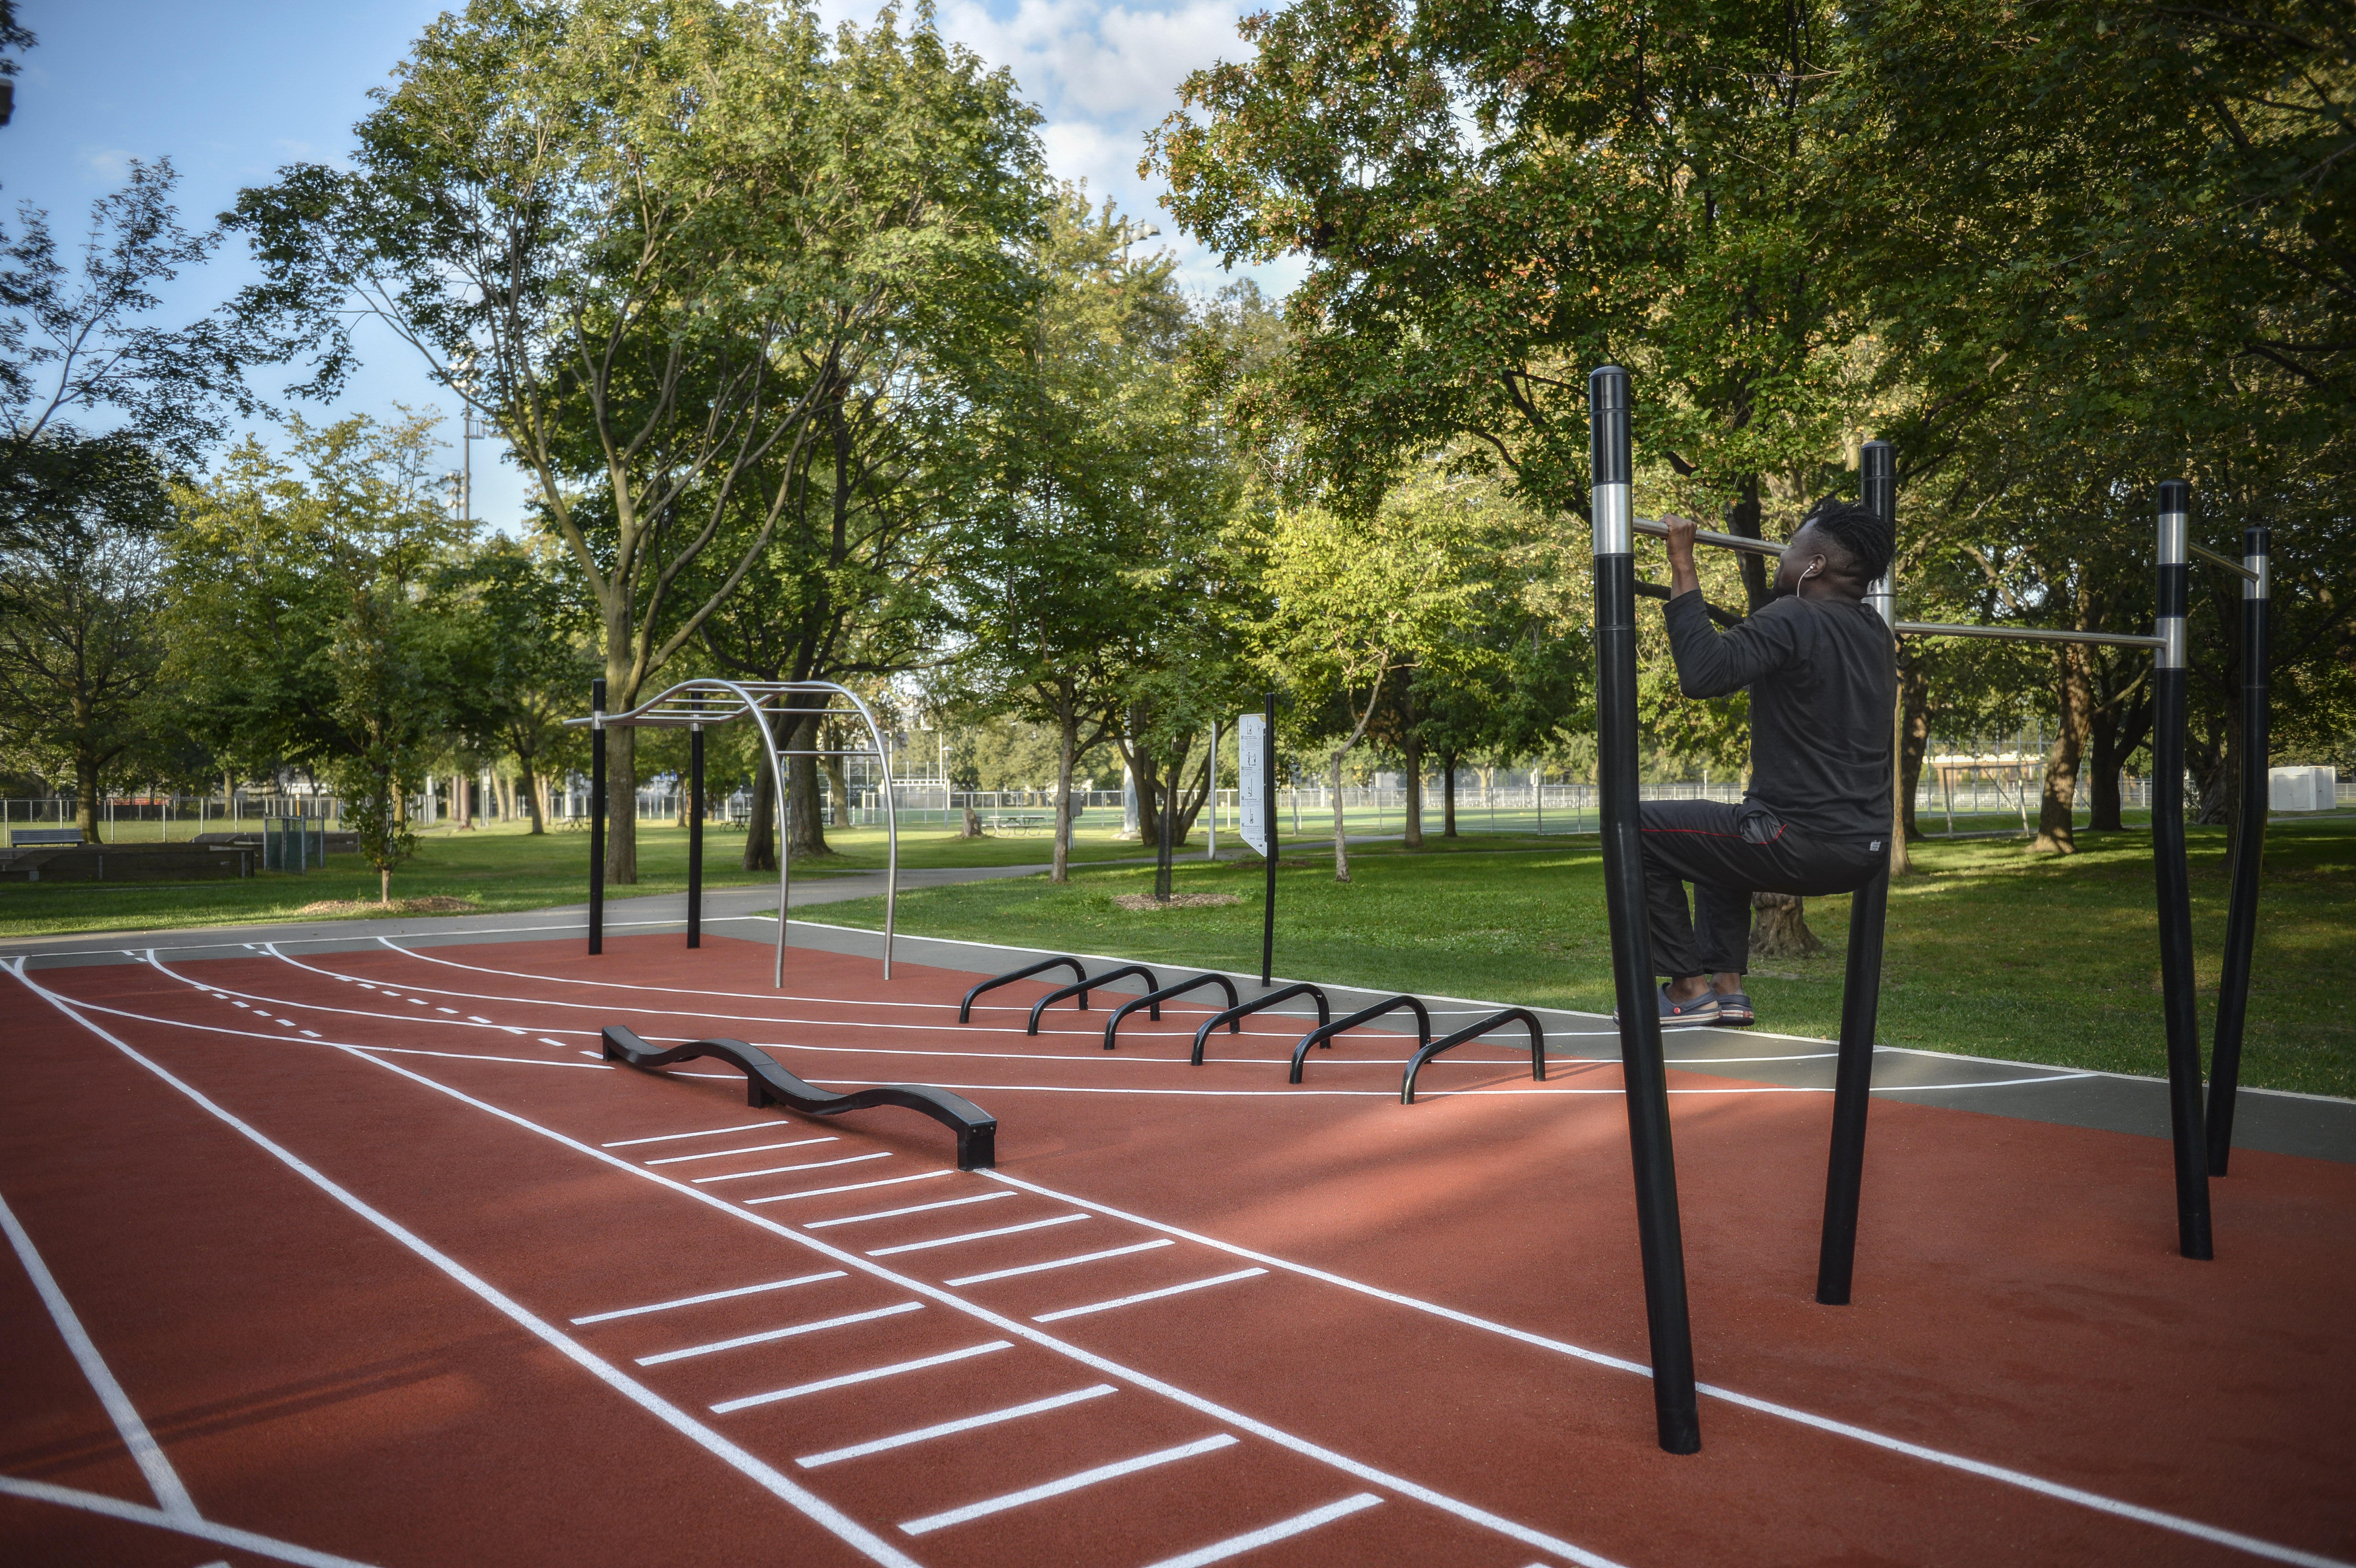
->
[983,812,1052,836]
[7,827,82,848]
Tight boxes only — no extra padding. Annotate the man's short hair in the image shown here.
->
[1800,496,1894,584]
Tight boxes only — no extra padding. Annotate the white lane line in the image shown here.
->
[1141,1492,1385,1568]
[602,1122,775,1148]
[694,1153,889,1186]
[468,1015,494,1023]
[357,1045,609,1071]
[435,1006,458,1014]
[0,1476,378,1568]
[867,1215,1089,1258]
[1034,1268,1268,1323]
[406,998,427,1006]
[637,1303,924,1366]
[0,1189,199,1519]
[899,1434,1239,1536]
[14,968,924,1568]
[713,1341,1014,1413]
[746,1171,953,1204]
[796,1385,1119,1469]
[300,1030,320,1038]
[646,1137,837,1167]
[947,1239,1173,1288]
[803,1191,1016,1230]
[570,1272,848,1325]
[542,1037,574,1048]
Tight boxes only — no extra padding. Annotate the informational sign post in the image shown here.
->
[1238,713,1269,858]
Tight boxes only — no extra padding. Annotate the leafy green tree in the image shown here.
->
[166,412,472,896]
[228,0,1045,887]
[436,536,597,834]
[0,433,174,837]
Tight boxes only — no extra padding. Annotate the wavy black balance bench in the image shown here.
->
[1400,1008,1547,1104]
[602,1026,996,1171]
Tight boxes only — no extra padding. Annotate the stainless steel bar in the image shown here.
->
[1629,515,1788,558]
[2189,542,2260,582]
[1894,621,2165,650]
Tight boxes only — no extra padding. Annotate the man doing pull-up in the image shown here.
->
[1640,499,1896,1027]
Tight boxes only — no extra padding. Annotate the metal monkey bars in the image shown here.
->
[567,677,901,986]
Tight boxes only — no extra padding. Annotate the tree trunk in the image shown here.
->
[742,762,777,871]
[2035,644,2091,853]
[786,713,827,860]
[75,748,100,841]
[1442,751,1459,838]
[1898,658,1930,843]
[604,721,638,883]
[1329,747,1352,882]
[1052,695,1078,883]
[1749,893,1823,958]
[2191,713,2231,825]
[1402,728,1425,849]
[1728,477,1770,612]
[820,752,849,828]
[519,758,545,834]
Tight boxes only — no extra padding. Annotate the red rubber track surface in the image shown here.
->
[3,932,2351,1568]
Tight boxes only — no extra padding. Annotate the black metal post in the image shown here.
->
[589,676,607,957]
[2152,481,2214,1259]
[2206,525,2270,1176]
[1817,440,1898,1305]
[1261,690,1278,985]
[1590,365,1701,1454]
[687,698,705,950]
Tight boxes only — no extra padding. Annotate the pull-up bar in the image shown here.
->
[567,678,900,985]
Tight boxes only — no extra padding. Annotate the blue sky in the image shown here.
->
[2,0,1300,529]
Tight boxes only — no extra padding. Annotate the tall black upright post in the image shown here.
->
[1260,690,1278,985]
[1156,766,1175,900]
[589,676,607,957]
[1589,365,1701,1455]
[2206,525,2271,1176]
[687,695,705,950]
[2152,481,2214,1260]
[1817,440,1898,1306]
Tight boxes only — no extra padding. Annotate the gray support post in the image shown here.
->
[2152,481,2214,1259]
[589,677,607,957]
[1817,441,1898,1305]
[2206,526,2271,1174]
[687,694,704,950]
[1589,365,1702,1454]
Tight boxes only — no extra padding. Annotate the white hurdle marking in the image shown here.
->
[796,1384,1119,1469]
[713,1340,1014,1413]
[636,1303,923,1366]
[745,1171,953,1204]
[1140,1492,1384,1568]
[693,1153,888,1186]
[1035,1269,1268,1323]
[803,1191,1015,1229]
[946,1239,1172,1288]
[865,1214,1087,1258]
[601,1122,775,1148]
[571,1271,847,1325]
[898,1434,1240,1536]
[646,1136,836,1167]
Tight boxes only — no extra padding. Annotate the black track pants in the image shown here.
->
[1637,799,1884,979]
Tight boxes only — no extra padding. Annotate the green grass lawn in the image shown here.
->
[809,815,2356,1098]
[0,816,1179,939]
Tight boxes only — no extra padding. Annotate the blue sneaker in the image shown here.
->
[1712,990,1755,1027]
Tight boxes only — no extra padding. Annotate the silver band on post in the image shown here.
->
[1865,574,1894,631]
[2246,553,2269,600]
[2159,615,2187,669]
[1593,482,1631,556]
[2159,509,2188,566]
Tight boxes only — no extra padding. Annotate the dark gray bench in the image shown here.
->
[8,828,82,848]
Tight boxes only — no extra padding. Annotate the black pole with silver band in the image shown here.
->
[1816,442,1898,1305]
[687,692,704,950]
[2206,526,2271,1175]
[2151,481,2214,1260]
[589,676,607,957]
[1588,365,1702,1454]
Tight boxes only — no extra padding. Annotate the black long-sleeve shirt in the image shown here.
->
[1664,589,1895,842]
